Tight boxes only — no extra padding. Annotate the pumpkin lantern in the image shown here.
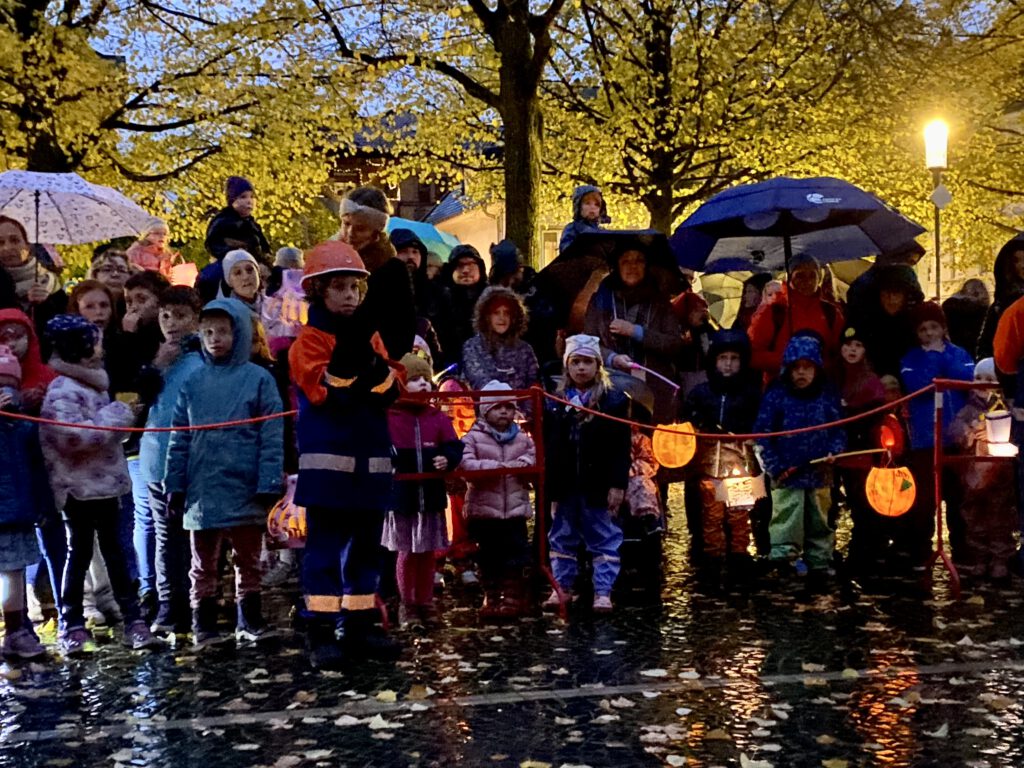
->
[652,422,697,469]
[865,465,916,517]
[438,378,476,438]
[267,475,307,548]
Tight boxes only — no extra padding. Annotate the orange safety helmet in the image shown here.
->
[301,240,369,290]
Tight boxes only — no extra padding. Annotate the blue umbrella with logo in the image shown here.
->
[670,176,925,274]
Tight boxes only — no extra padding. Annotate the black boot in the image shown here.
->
[307,622,344,671]
[695,557,723,594]
[192,598,228,649]
[726,553,753,592]
[341,610,401,661]
[236,593,276,642]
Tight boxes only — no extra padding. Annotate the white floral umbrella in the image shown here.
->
[0,170,153,244]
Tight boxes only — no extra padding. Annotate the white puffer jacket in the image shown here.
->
[39,358,133,510]
[461,422,535,520]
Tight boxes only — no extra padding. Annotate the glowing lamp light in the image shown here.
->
[924,119,948,170]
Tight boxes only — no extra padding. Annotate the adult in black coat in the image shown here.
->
[942,278,989,359]
[390,228,445,365]
[436,244,488,368]
[198,176,271,303]
[976,233,1024,360]
[845,264,924,379]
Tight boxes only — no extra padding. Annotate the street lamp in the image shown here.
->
[924,119,949,299]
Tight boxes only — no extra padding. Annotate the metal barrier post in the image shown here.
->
[927,381,961,597]
[531,385,566,619]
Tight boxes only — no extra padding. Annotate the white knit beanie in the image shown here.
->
[478,379,515,416]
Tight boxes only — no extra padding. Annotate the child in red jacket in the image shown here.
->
[382,353,463,628]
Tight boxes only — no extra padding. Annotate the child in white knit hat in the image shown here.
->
[461,380,536,619]
[543,334,632,613]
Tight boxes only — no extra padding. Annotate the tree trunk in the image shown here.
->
[641,1,675,235]
[499,93,542,268]
[496,11,544,268]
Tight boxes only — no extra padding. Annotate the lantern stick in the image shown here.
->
[809,448,887,464]
[629,363,681,391]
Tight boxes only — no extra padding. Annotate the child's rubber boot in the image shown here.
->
[192,598,229,650]
[695,557,723,594]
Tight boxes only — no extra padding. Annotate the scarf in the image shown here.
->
[483,421,520,444]
[49,356,110,392]
[6,258,58,302]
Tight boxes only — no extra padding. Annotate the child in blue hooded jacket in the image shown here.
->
[165,298,284,649]
[898,301,974,568]
[754,333,846,582]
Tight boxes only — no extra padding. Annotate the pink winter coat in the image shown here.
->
[39,358,134,510]
[461,421,535,520]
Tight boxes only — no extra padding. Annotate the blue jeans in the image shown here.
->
[549,494,623,597]
[128,458,153,596]
[148,483,190,610]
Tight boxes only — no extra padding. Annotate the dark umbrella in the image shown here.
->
[545,229,686,303]
[670,176,926,274]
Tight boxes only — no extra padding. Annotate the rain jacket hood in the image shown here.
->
[200,298,251,367]
[472,285,528,340]
[0,307,56,391]
[992,233,1024,304]
[572,184,610,224]
[782,333,824,369]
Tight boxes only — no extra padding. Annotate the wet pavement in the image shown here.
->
[3,506,1024,768]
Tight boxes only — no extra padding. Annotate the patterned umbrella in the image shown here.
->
[0,170,153,245]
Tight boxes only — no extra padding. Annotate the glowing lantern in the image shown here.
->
[267,475,306,548]
[865,465,916,517]
[652,422,697,469]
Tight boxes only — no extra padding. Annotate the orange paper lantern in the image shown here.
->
[438,378,476,437]
[652,422,697,469]
[267,475,306,548]
[865,465,916,517]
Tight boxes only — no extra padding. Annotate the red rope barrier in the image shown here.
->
[0,383,935,437]
[0,409,298,433]
[540,385,935,440]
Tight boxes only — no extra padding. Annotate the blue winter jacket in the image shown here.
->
[138,336,204,485]
[0,420,54,527]
[899,342,975,449]
[164,299,284,530]
[754,335,846,488]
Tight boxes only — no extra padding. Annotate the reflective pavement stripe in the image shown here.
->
[298,454,356,472]
[7,658,1023,744]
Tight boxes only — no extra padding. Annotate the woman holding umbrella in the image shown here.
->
[0,216,64,335]
[583,235,683,423]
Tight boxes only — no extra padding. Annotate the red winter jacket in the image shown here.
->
[747,286,843,383]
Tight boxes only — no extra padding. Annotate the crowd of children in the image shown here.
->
[1,176,1022,674]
